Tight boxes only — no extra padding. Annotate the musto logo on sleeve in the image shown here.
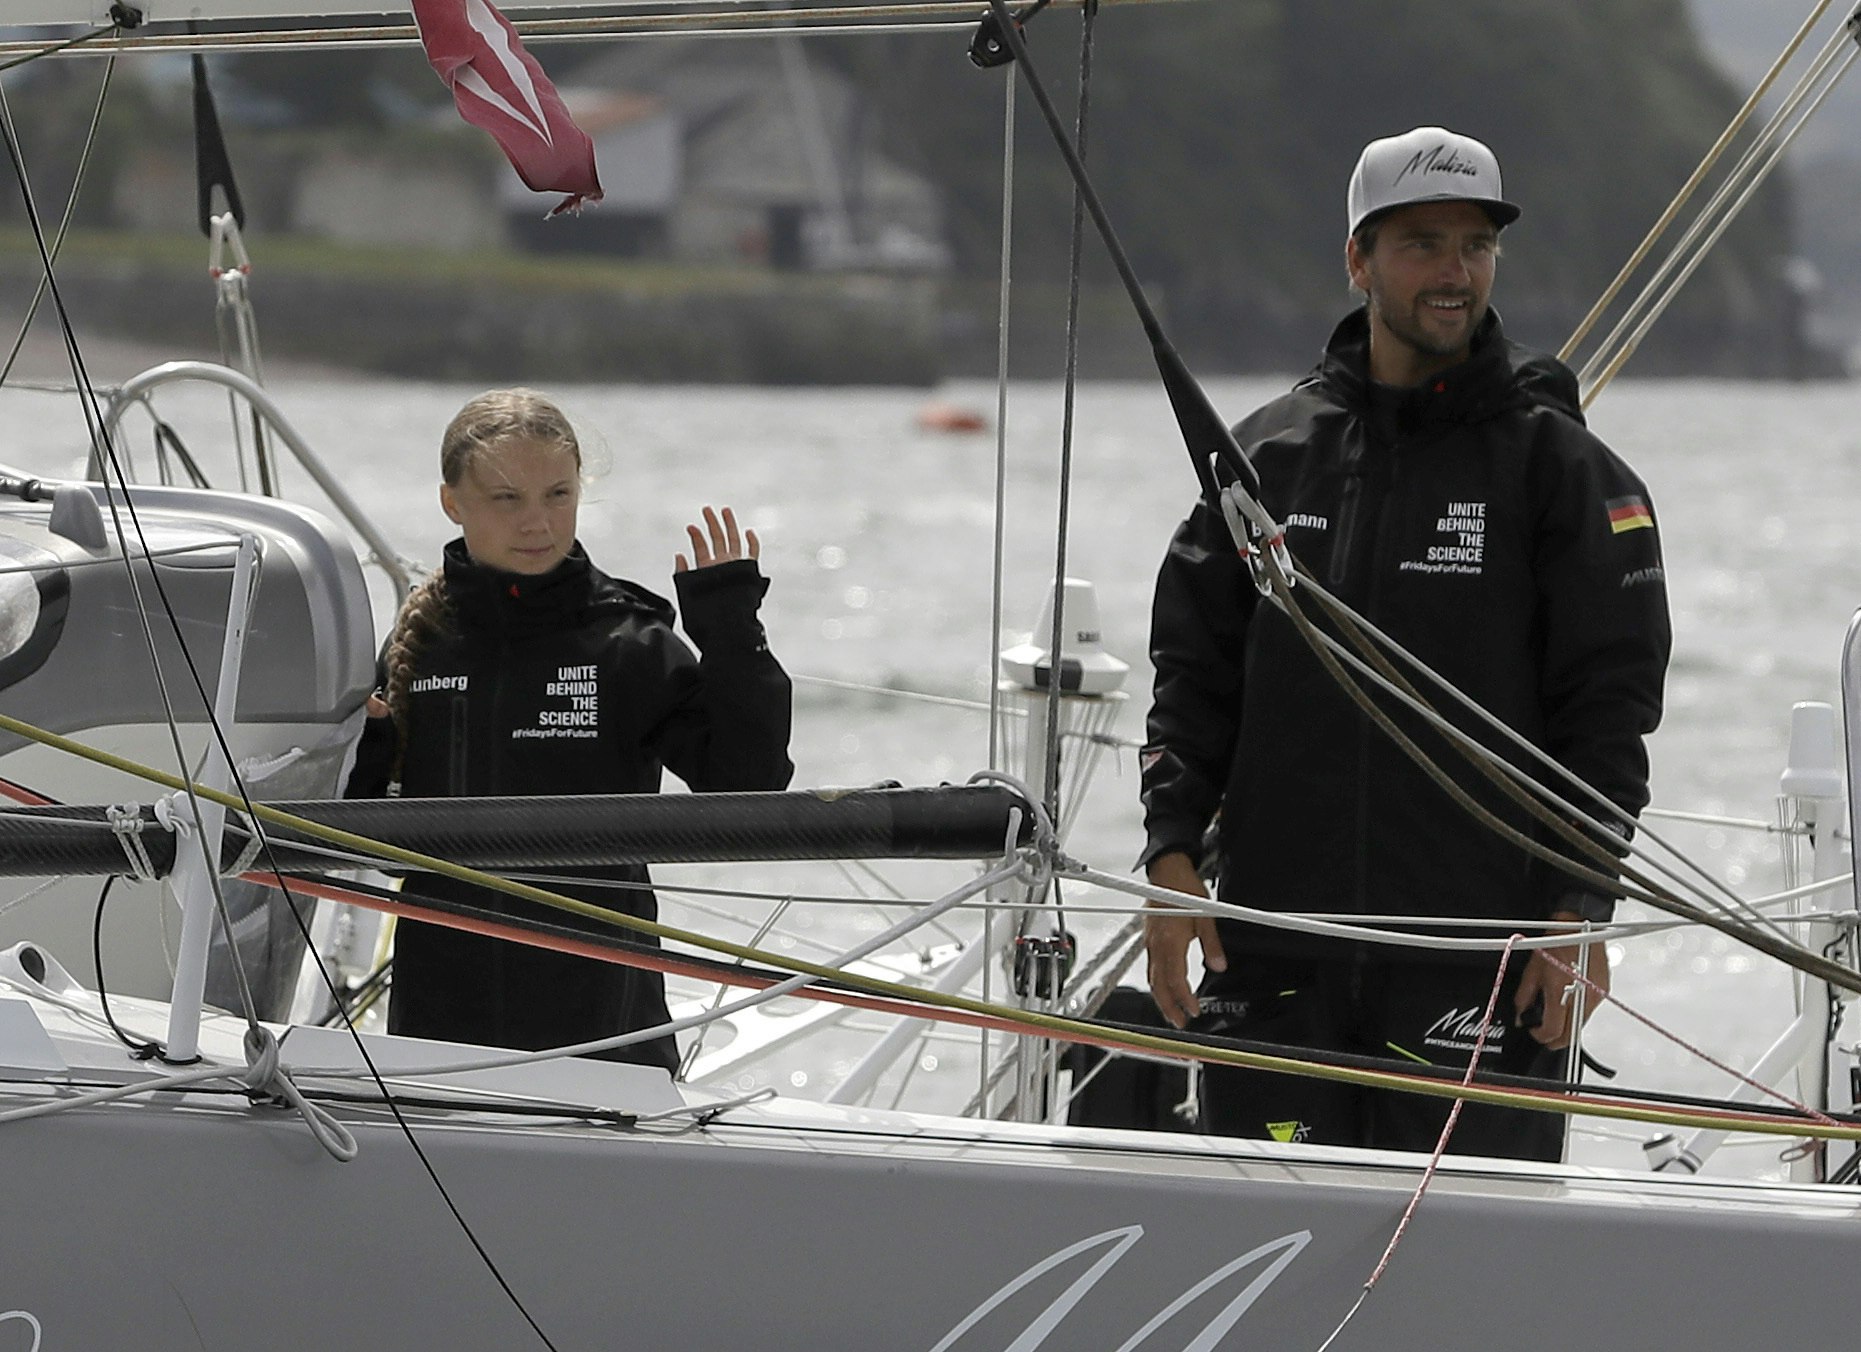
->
[513,663,602,740]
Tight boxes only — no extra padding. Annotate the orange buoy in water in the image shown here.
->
[915,402,989,433]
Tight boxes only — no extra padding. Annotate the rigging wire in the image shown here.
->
[1289,569,1793,942]
[0,726,1831,960]
[0,761,1844,947]
[200,870,1861,1139]
[1558,0,1842,366]
[676,885,798,1078]
[1038,0,1096,826]
[3,0,1846,1184]
[1580,31,1859,405]
[980,59,1019,1119]
[0,10,131,74]
[0,1,1194,61]
[0,51,116,388]
[1268,560,1857,989]
[0,71,276,1044]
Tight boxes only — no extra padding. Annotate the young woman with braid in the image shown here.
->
[344,389,792,1070]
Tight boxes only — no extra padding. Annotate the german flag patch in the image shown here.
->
[1606,495,1654,534]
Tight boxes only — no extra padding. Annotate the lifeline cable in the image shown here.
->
[0,8,135,75]
[4,711,1847,1136]
[0,1,1194,62]
[262,868,1861,1137]
[976,0,1264,509]
[1538,946,1840,1130]
[18,740,1859,1137]
[2,732,1851,1137]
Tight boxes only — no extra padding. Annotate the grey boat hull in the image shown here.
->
[2,1007,1855,1352]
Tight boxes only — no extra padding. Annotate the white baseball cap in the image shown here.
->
[1347,126,1521,238]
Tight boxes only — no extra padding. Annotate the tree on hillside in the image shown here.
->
[822,0,1803,373]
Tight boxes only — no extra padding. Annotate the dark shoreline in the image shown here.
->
[3,233,1846,386]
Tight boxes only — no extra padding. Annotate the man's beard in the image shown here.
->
[1373,290,1486,361]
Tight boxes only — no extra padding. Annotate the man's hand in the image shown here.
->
[1514,911,1611,1049]
[1143,851,1226,1029]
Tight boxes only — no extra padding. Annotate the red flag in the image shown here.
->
[411,0,602,217]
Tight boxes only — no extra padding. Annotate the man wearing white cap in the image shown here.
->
[1138,128,1671,1158]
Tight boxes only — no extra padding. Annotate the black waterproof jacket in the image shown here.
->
[1140,310,1670,959]
[345,540,793,1067]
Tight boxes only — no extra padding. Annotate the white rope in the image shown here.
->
[237,1025,359,1160]
[0,1025,357,1162]
[0,877,65,920]
[1072,863,1627,954]
[222,813,267,878]
[105,804,157,882]
[1643,805,1805,835]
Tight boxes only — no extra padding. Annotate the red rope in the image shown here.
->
[1316,936,1524,1351]
[1538,946,1839,1128]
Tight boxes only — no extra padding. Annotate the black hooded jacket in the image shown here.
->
[345,540,793,1067]
[1140,310,1670,958]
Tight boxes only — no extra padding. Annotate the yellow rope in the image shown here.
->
[3,708,1856,1141]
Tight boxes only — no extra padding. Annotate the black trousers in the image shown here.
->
[1192,948,1567,1160]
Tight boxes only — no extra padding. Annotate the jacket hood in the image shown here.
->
[1313,307,1585,428]
[442,539,673,632]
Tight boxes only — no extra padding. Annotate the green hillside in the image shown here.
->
[822,0,1809,374]
[0,1,1819,379]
